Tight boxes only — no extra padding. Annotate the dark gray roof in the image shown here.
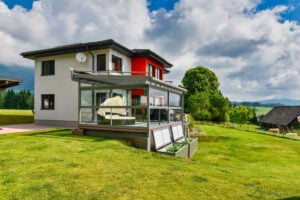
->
[0,76,22,89]
[21,39,172,69]
[132,49,172,68]
[21,39,132,58]
[260,106,300,126]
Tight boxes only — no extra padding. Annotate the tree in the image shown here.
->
[210,93,230,122]
[229,105,254,126]
[0,92,4,108]
[3,89,16,109]
[0,89,33,109]
[182,66,230,122]
[182,66,219,96]
[186,92,211,121]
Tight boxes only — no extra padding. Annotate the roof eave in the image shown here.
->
[132,49,173,69]
[20,39,133,59]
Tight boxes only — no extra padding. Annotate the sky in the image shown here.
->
[0,0,300,101]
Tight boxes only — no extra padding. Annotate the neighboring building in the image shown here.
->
[21,39,186,150]
[0,76,22,91]
[260,106,300,131]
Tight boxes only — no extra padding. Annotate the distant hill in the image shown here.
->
[0,64,34,91]
[232,98,300,107]
[259,99,300,106]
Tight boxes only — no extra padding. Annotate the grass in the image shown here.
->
[253,106,272,116]
[0,125,299,199]
[0,109,34,125]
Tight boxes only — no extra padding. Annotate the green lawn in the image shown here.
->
[0,125,299,199]
[253,106,272,116]
[0,109,34,125]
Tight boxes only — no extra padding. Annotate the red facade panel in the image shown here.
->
[131,57,165,80]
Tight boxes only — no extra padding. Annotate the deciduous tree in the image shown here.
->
[182,66,230,122]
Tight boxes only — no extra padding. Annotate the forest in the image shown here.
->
[0,89,33,109]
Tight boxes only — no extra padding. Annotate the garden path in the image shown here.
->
[0,124,74,134]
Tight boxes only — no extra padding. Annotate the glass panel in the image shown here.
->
[79,87,150,127]
[42,60,55,75]
[150,87,168,107]
[80,108,94,123]
[170,93,181,107]
[131,88,147,122]
[97,54,106,71]
[150,108,168,122]
[81,90,92,106]
[170,109,182,122]
[41,94,55,110]
[148,64,154,77]
[95,89,109,105]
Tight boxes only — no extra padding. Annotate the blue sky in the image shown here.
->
[0,0,300,101]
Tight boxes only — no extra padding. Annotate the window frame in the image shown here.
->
[148,64,154,77]
[111,55,122,72]
[97,54,106,71]
[41,94,55,110]
[41,60,55,76]
[156,68,162,80]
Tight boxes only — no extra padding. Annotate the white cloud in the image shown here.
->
[0,0,150,66]
[0,0,299,101]
[146,0,300,101]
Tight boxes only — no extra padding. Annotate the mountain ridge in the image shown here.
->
[231,98,300,107]
[258,98,300,106]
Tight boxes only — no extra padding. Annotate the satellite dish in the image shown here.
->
[75,52,87,63]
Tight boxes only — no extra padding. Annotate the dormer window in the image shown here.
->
[112,55,122,72]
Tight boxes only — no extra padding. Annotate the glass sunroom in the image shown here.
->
[71,70,186,150]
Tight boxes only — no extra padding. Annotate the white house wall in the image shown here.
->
[34,52,93,126]
[109,49,131,72]
[34,49,132,126]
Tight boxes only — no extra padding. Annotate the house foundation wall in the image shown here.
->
[35,119,77,128]
[83,129,150,150]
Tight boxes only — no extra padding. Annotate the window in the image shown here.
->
[112,55,122,72]
[96,92,107,105]
[41,94,55,110]
[156,68,162,80]
[170,93,181,107]
[41,60,55,76]
[148,64,154,77]
[150,87,168,107]
[97,54,106,71]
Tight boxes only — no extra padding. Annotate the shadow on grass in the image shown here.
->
[279,197,300,200]
[23,129,113,143]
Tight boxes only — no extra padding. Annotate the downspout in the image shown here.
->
[87,47,96,122]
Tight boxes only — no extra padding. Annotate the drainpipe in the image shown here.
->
[87,47,96,122]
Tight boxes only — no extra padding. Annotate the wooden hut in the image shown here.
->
[260,106,300,132]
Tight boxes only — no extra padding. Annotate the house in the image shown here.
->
[260,106,300,131]
[0,76,22,91]
[21,39,186,151]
